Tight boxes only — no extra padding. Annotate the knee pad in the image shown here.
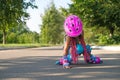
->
[76,44,92,55]
[76,44,84,55]
[86,45,92,54]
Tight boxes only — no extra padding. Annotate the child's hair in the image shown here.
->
[70,37,79,63]
[70,36,90,63]
[79,36,90,62]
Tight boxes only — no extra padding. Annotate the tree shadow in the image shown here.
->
[36,47,63,50]
[0,53,120,80]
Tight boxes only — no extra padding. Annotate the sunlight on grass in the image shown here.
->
[0,44,58,48]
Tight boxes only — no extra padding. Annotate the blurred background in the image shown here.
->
[0,0,120,47]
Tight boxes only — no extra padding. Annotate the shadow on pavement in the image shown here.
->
[0,53,120,80]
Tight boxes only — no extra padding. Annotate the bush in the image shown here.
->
[6,32,17,43]
[98,35,109,45]
[98,34,120,45]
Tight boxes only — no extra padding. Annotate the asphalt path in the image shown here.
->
[0,46,120,80]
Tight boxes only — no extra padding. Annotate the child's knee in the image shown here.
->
[76,44,84,55]
[86,45,92,53]
[69,44,92,55]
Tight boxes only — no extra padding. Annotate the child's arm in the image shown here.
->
[63,36,71,56]
[62,36,72,68]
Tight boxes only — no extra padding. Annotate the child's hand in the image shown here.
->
[63,58,72,69]
[63,65,72,69]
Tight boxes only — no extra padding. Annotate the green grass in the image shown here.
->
[0,43,56,48]
[0,43,119,49]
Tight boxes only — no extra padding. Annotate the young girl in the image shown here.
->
[56,15,103,69]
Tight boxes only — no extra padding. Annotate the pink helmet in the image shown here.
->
[64,15,83,37]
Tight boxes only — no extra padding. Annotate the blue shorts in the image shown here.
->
[69,44,92,55]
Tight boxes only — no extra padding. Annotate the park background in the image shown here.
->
[0,0,120,48]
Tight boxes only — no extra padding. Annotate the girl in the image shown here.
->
[56,15,103,69]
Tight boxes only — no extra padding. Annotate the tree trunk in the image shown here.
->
[109,26,114,37]
[2,29,6,44]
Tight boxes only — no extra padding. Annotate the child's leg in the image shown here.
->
[86,45,103,64]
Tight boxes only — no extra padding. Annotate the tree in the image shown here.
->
[17,32,39,44]
[40,2,64,44]
[61,0,120,37]
[6,23,39,44]
[0,0,37,44]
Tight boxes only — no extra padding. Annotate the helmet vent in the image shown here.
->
[72,24,74,27]
[71,18,73,20]
[76,28,78,31]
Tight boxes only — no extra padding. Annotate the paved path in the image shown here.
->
[0,46,120,80]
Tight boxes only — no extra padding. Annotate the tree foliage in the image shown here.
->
[0,0,37,44]
[60,0,120,45]
[6,25,39,44]
[40,2,64,44]
[61,0,120,36]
